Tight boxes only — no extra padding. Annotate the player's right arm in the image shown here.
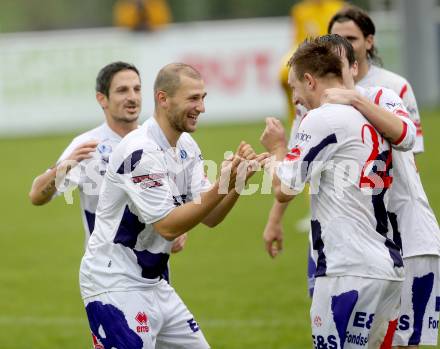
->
[28,140,98,205]
[153,156,242,240]
[262,113,339,203]
[121,147,243,241]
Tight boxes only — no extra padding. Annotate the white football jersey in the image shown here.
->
[289,88,416,152]
[357,64,424,153]
[279,103,404,281]
[55,123,122,248]
[79,117,210,299]
[291,88,439,258]
[358,87,440,258]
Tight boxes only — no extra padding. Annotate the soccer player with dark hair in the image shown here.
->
[328,5,424,153]
[29,61,187,261]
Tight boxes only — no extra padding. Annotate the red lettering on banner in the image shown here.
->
[181,51,274,93]
[254,52,271,87]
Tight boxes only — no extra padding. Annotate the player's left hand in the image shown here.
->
[260,117,287,154]
[321,88,359,106]
[171,233,187,253]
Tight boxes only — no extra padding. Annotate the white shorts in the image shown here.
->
[393,255,440,346]
[311,276,402,349]
[83,280,210,349]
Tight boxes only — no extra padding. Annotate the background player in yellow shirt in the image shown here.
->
[113,0,172,31]
[279,0,345,125]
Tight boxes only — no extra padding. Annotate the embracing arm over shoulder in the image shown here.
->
[321,87,416,151]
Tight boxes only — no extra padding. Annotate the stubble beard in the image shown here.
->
[112,112,139,124]
[169,110,190,133]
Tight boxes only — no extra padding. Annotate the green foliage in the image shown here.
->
[0,112,438,348]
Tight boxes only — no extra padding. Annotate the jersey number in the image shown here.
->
[359,124,392,189]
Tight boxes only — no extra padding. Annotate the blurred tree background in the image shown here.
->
[0,0,370,33]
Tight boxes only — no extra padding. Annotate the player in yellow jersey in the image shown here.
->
[113,0,172,31]
[279,0,345,125]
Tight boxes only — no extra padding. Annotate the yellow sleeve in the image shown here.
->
[113,0,140,29]
[291,0,345,45]
[144,0,172,29]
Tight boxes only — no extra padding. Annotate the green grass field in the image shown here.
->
[1,111,439,349]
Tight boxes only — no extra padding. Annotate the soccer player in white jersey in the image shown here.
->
[79,63,267,349]
[327,9,440,347]
[261,38,405,348]
[28,62,187,260]
[263,35,416,297]
[328,5,424,154]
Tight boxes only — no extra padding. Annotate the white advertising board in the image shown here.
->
[0,17,291,136]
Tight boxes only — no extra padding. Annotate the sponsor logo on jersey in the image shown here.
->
[135,311,150,333]
[97,143,112,154]
[285,147,301,161]
[429,317,439,329]
[345,331,369,346]
[396,314,410,331]
[180,149,188,159]
[296,132,312,142]
[385,102,403,109]
[132,173,165,189]
[173,194,187,206]
[97,143,112,163]
[313,315,322,327]
[187,318,200,333]
[312,334,338,349]
[353,312,374,329]
[394,109,409,118]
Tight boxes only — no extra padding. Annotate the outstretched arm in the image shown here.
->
[29,140,99,205]
[202,143,270,227]
[153,156,242,240]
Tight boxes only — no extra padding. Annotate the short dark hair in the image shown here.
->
[288,38,343,82]
[328,5,382,65]
[318,34,356,67]
[153,63,202,98]
[96,61,140,97]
